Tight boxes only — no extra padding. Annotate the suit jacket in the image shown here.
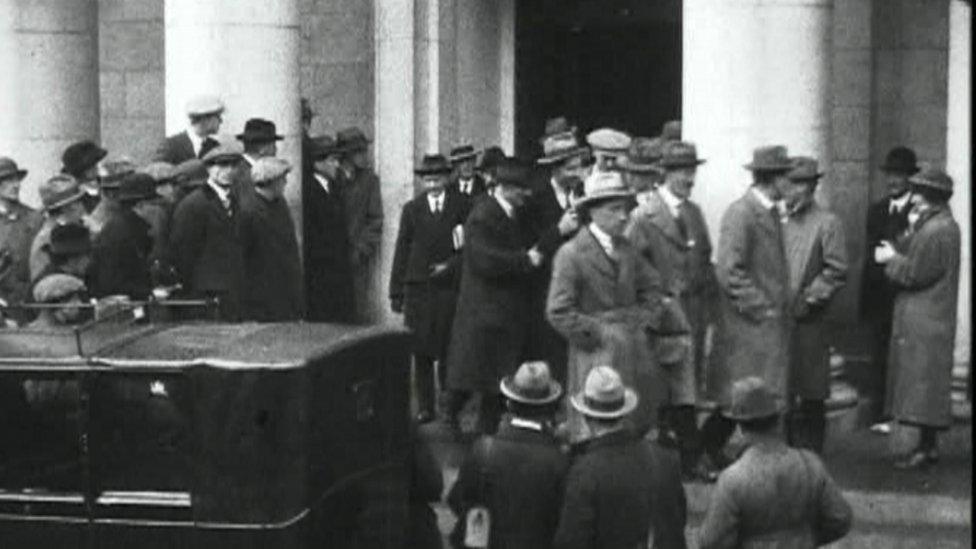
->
[711,190,791,406]
[303,171,354,322]
[554,429,687,549]
[448,418,570,549]
[240,193,303,321]
[861,197,910,321]
[90,209,153,299]
[698,439,852,549]
[446,197,535,392]
[168,184,245,320]
[153,131,219,164]
[451,174,488,218]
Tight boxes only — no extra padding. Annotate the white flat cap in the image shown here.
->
[185,94,225,117]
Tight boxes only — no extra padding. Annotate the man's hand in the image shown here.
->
[557,209,580,236]
[527,246,544,268]
[874,240,897,264]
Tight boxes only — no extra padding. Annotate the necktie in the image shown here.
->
[674,203,689,241]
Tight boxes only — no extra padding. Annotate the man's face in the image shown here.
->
[350,150,369,170]
[314,155,341,179]
[625,171,659,194]
[884,170,911,199]
[53,201,87,226]
[909,190,932,214]
[554,156,587,188]
[769,172,792,201]
[457,159,475,179]
[588,198,633,238]
[664,167,696,200]
[0,176,22,202]
[192,113,222,137]
[422,174,447,196]
[783,180,816,212]
[497,183,532,209]
[207,160,238,188]
[593,152,620,172]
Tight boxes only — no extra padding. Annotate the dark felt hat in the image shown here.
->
[0,157,27,182]
[909,166,953,194]
[116,173,158,203]
[39,175,85,212]
[236,118,284,143]
[786,156,825,182]
[448,145,478,163]
[335,127,371,153]
[415,154,452,176]
[61,141,108,178]
[744,145,792,172]
[48,223,91,257]
[171,159,208,188]
[493,157,533,188]
[880,146,920,174]
[659,141,706,169]
[723,376,785,421]
[617,137,665,174]
[310,135,343,160]
[478,146,505,173]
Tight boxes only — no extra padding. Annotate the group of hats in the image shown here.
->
[414,144,507,176]
[499,360,639,419]
[310,127,372,161]
[879,145,953,194]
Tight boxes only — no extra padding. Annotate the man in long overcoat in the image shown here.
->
[445,157,542,434]
[701,145,793,473]
[0,157,43,325]
[625,141,714,476]
[860,146,918,433]
[168,143,246,321]
[781,157,848,454]
[153,95,223,164]
[303,135,355,322]
[389,154,466,423]
[240,158,303,321]
[875,167,960,469]
[547,171,666,441]
[336,127,384,323]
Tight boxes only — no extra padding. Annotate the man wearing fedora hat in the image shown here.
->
[875,166,960,470]
[547,171,669,442]
[390,154,467,423]
[447,360,569,549]
[154,94,224,164]
[780,157,848,454]
[303,135,355,322]
[0,157,43,323]
[861,145,920,434]
[445,156,544,435]
[168,142,247,321]
[698,376,852,548]
[61,140,109,214]
[448,145,486,212]
[476,146,506,197]
[702,145,794,474]
[30,174,89,283]
[555,365,687,549]
[625,140,715,478]
[336,126,384,323]
[618,136,664,202]
[236,118,284,193]
[89,172,161,299]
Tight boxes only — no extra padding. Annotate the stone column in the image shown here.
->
[164,0,302,244]
[947,0,970,370]
[0,0,100,208]
[498,0,517,153]
[682,0,834,245]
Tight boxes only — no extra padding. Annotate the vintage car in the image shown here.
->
[0,314,413,548]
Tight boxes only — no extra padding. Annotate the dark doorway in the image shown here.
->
[515,0,682,158]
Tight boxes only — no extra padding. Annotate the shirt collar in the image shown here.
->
[509,416,544,432]
[658,185,684,215]
[494,193,516,218]
[588,222,615,254]
[314,173,331,192]
[243,154,258,167]
[427,191,443,208]
[890,193,911,212]
[207,179,231,204]
[187,130,205,155]
[750,187,776,210]
[551,178,570,209]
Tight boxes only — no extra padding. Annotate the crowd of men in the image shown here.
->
[0,91,961,547]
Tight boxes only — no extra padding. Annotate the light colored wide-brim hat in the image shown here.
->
[570,365,639,419]
[722,376,785,422]
[574,171,635,209]
[538,131,589,166]
[39,174,85,212]
[500,360,563,405]
[448,145,478,163]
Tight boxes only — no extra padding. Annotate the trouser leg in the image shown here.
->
[869,319,893,422]
[700,411,735,465]
[414,354,436,417]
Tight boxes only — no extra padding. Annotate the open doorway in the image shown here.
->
[514,0,682,157]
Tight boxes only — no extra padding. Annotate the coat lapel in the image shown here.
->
[745,190,782,237]
[577,228,620,282]
[644,192,688,248]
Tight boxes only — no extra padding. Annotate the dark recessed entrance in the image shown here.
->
[515,0,682,158]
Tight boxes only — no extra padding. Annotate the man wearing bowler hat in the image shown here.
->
[390,154,467,423]
[30,174,89,282]
[61,140,109,214]
[698,377,851,548]
[861,146,919,435]
[625,140,716,479]
[0,157,43,323]
[477,146,506,197]
[154,94,224,164]
[236,118,284,192]
[336,126,384,323]
[555,365,687,549]
[701,145,794,478]
[447,361,569,549]
[445,157,544,435]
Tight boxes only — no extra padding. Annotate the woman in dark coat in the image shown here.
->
[875,167,960,469]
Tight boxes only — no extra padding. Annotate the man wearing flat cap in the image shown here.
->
[701,145,794,476]
[0,157,43,323]
[240,157,302,322]
[236,118,284,194]
[61,140,109,214]
[586,127,632,173]
[448,360,569,549]
[168,142,246,321]
[547,171,669,443]
[698,377,851,548]
[153,94,225,164]
[554,365,687,549]
[303,135,355,322]
[390,154,467,423]
[445,156,544,435]
[861,146,919,434]
[625,140,715,478]
[448,144,486,216]
[336,126,384,322]
[780,157,848,454]
[30,174,89,282]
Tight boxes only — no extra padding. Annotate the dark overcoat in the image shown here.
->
[152,131,218,164]
[710,190,791,406]
[343,167,384,321]
[389,191,465,357]
[0,202,43,317]
[447,418,570,549]
[303,172,355,322]
[783,203,848,400]
[698,439,852,549]
[547,228,666,439]
[90,209,153,299]
[451,174,488,219]
[168,184,245,321]
[446,197,535,393]
[860,198,910,321]
[554,429,687,549]
[885,207,960,428]
[240,193,303,321]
